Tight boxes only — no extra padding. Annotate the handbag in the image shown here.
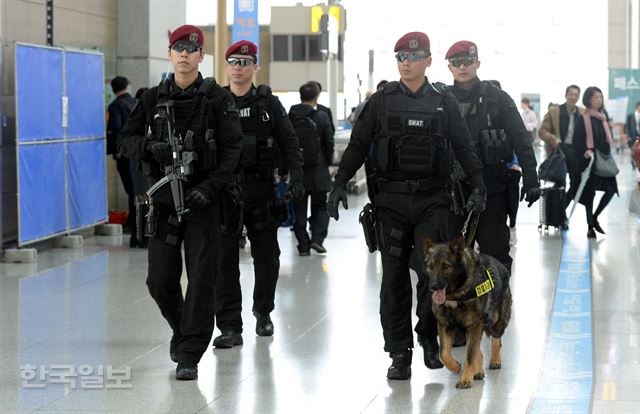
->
[593,149,619,177]
[538,147,567,185]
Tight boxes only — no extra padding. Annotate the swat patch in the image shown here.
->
[239,107,251,118]
[407,119,424,127]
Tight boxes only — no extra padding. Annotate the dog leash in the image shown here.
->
[461,210,479,248]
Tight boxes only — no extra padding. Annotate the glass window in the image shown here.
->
[292,35,307,61]
[308,35,323,61]
[273,35,289,61]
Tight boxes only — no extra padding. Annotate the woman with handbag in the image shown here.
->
[573,86,619,238]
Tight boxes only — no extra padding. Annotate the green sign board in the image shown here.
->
[609,68,640,120]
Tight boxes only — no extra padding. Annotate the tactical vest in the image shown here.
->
[153,77,218,172]
[236,85,278,171]
[372,81,449,179]
[457,81,512,166]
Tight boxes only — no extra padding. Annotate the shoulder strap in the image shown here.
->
[197,77,217,97]
[382,81,400,94]
[156,78,172,105]
[115,96,134,113]
[256,84,271,97]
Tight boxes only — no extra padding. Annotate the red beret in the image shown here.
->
[445,40,478,60]
[394,32,430,52]
[169,25,204,47]
[225,40,258,59]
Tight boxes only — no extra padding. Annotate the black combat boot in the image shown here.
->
[254,312,274,336]
[212,331,243,348]
[421,336,444,369]
[387,350,412,380]
[175,362,198,381]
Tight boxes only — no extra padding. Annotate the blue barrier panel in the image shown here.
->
[67,139,107,229]
[18,143,67,243]
[65,51,105,138]
[15,45,63,141]
[15,44,106,246]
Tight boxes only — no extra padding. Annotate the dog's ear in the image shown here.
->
[421,234,435,252]
[449,234,465,259]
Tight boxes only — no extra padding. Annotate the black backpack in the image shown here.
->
[290,112,321,167]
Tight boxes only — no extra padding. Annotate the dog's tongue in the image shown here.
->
[432,288,447,305]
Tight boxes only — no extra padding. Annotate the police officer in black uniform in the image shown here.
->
[118,25,243,381]
[212,40,304,348]
[327,32,486,380]
[445,41,540,271]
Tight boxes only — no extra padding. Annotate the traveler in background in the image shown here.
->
[520,97,538,144]
[539,85,584,208]
[107,76,139,246]
[573,86,618,238]
[289,82,334,256]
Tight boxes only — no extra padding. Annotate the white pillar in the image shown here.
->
[631,0,639,68]
[215,0,228,81]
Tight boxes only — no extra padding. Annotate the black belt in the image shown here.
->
[376,178,442,193]
[238,169,273,184]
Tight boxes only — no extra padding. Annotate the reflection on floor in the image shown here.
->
[1,150,639,414]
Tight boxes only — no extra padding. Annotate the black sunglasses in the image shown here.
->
[226,57,255,67]
[449,57,477,68]
[395,52,428,63]
[171,42,201,54]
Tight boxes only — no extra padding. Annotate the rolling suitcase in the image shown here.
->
[539,186,566,231]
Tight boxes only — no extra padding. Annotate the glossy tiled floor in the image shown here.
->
[1,150,639,414]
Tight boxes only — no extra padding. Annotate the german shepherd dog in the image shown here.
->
[422,235,512,389]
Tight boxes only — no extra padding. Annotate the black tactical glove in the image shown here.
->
[147,141,171,164]
[466,187,487,214]
[521,186,541,207]
[185,187,211,209]
[327,187,348,220]
[286,181,305,203]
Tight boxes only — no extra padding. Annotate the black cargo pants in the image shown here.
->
[146,203,220,365]
[215,189,281,333]
[374,188,450,353]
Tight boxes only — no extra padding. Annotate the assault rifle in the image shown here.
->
[444,139,468,216]
[146,101,198,222]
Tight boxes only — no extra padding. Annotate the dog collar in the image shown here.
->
[452,267,495,302]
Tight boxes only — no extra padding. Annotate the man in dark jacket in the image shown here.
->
[107,76,139,245]
[328,32,486,380]
[307,80,335,135]
[539,85,584,208]
[118,25,243,381]
[212,40,305,349]
[289,82,335,255]
[445,40,540,271]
